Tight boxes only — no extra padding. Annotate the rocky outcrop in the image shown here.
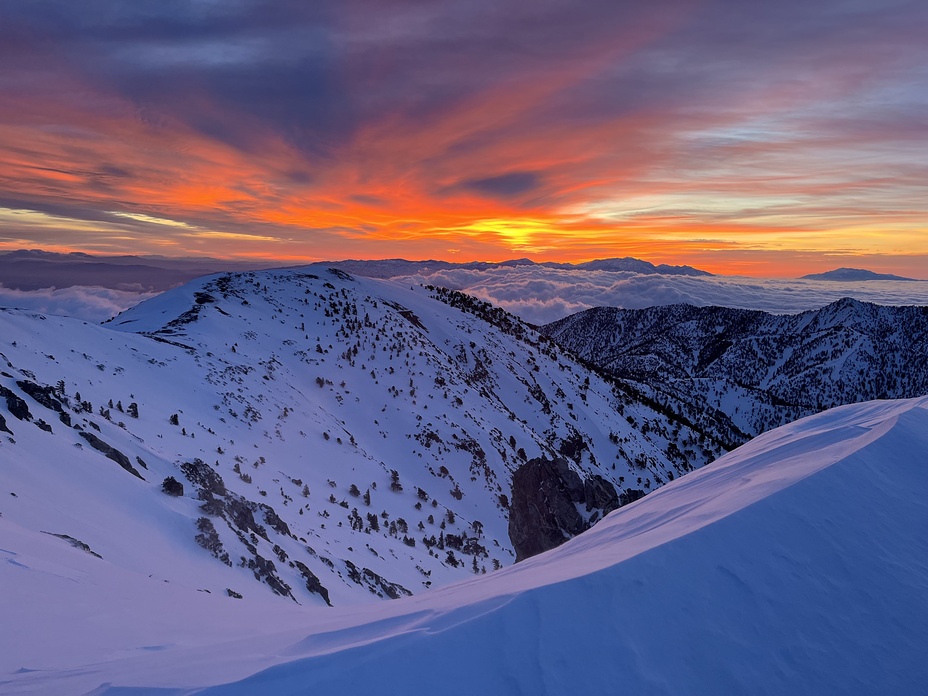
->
[195,517,231,565]
[16,379,62,413]
[79,431,144,479]
[508,457,624,562]
[181,459,298,600]
[294,560,332,606]
[14,380,72,427]
[344,559,412,600]
[180,459,227,496]
[1,385,31,421]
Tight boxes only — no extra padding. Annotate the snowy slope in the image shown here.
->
[3,396,926,695]
[0,267,719,609]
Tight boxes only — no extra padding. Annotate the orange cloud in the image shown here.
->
[0,0,925,279]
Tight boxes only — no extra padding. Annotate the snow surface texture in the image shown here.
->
[0,267,718,612]
[2,397,926,694]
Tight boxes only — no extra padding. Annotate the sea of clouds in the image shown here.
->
[398,267,928,325]
[0,285,157,323]
[2,267,927,326]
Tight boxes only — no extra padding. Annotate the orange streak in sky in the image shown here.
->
[0,14,925,280]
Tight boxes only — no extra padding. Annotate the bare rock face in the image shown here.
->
[509,457,610,562]
[1,385,32,421]
[78,431,144,479]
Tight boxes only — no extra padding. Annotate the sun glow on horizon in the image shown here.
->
[0,2,924,278]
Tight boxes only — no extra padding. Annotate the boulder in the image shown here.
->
[509,458,623,561]
[508,457,587,562]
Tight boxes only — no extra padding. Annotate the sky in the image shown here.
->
[0,0,926,277]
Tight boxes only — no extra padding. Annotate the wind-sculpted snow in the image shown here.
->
[544,298,928,444]
[0,267,722,613]
[3,398,926,694]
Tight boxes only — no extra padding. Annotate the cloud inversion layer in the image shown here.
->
[402,267,928,325]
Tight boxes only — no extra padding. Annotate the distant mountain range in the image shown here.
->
[543,298,928,445]
[0,249,277,291]
[801,267,917,281]
[327,257,712,278]
[0,250,711,292]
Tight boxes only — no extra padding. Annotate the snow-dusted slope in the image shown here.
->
[544,299,928,444]
[0,267,718,609]
[4,397,926,695]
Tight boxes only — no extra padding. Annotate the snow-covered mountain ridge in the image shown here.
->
[0,266,721,607]
[4,396,926,694]
[543,298,928,445]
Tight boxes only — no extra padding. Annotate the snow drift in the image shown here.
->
[3,396,926,694]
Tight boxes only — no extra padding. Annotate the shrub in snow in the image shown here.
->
[161,476,184,497]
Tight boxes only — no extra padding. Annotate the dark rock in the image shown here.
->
[181,459,227,496]
[78,431,144,479]
[35,419,53,433]
[509,458,628,562]
[0,412,12,435]
[223,496,264,538]
[557,430,587,464]
[293,560,332,606]
[161,476,184,497]
[58,411,72,427]
[0,386,32,421]
[258,503,292,537]
[619,488,646,506]
[245,553,293,599]
[343,559,412,599]
[508,457,587,562]
[16,380,64,414]
[42,531,102,558]
[199,496,226,517]
[583,474,619,515]
[362,567,412,600]
[195,517,231,566]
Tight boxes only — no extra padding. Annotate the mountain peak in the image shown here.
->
[801,267,917,281]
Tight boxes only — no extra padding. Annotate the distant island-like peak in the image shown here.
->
[801,267,917,281]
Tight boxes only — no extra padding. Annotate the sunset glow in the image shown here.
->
[1,1,926,276]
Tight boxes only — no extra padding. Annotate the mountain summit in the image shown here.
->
[0,266,722,609]
[801,267,917,281]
